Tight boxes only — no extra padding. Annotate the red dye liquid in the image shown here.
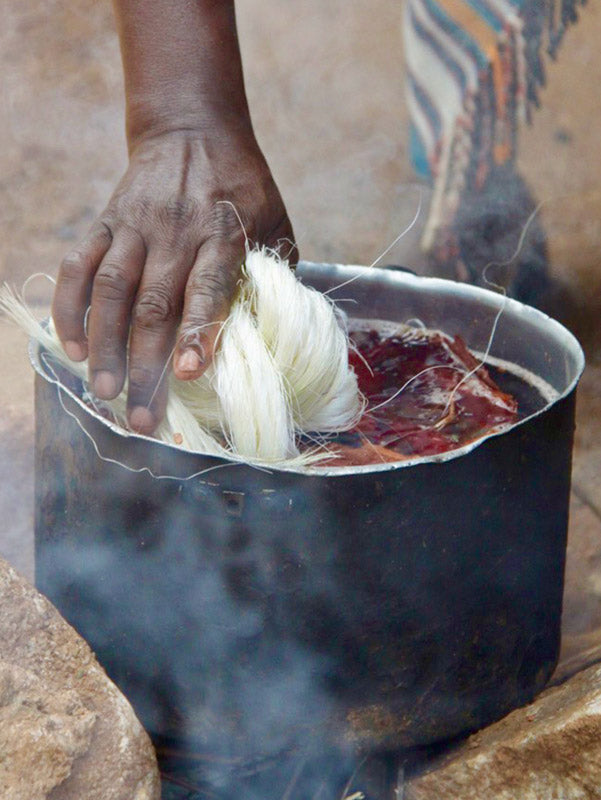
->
[326,327,518,466]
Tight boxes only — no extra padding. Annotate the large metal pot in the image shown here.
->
[33,263,584,761]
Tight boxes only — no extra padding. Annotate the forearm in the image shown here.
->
[112,0,254,148]
[53,0,295,434]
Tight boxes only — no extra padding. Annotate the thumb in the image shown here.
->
[173,238,243,380]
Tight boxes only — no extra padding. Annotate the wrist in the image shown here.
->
[125,95,255,153]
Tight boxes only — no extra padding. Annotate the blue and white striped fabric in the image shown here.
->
[404,0,585,253]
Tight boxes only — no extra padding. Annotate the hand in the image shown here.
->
[51,127,296,434]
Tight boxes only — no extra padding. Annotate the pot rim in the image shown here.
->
[29,263,585,479]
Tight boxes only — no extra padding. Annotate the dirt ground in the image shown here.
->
[1,0,600,727]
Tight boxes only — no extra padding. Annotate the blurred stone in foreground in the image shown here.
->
[0,556,160,800]
[406,662,601,799]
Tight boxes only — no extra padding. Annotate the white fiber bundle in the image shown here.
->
[244,249,361,431]
[0,248,364,467]
[213,300,297,461]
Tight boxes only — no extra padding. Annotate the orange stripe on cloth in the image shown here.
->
[436,0,511,163]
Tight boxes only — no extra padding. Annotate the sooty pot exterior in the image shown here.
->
[33,264,583,755]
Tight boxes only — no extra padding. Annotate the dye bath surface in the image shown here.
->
[319,324,551,467]
[349,326,519,455]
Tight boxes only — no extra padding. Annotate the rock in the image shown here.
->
[0,556,160,800]
[405,662,601,799]
[0,661,96,800]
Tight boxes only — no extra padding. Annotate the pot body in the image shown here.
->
[34,265,584,756]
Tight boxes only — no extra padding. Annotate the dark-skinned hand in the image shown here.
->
[51,127,296,435]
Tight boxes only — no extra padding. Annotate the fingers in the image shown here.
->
[53,204,294,440]
[125,246,195,434]
[52,222,113,361]
[173,238,243,381]
[86,227,146,400]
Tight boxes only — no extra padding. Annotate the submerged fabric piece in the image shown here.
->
[0,249,364,467]
[404,0,586,252]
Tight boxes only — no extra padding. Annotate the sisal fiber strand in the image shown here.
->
[0,248,365,467]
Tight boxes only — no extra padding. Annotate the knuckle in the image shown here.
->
[158,196,202,229]
[128,364,157,391]
[95,220,114,245]
[189,270,234,307]
[210,203,247,244]
[123,198,153,228]
[108,194,152,230]
[133,287,176,329]
[60,251,90,281]
[51,299,77,332]
[93,263,134,301]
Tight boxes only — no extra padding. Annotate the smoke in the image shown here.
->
[37,457,363,798]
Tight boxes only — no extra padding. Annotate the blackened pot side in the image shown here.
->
[33,264,584,758]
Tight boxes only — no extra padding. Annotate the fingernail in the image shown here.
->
[177,348,203,374]
[93,371,117,399]
[129,406,156,434]
[64,340,86,362]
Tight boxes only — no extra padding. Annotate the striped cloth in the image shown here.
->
[404,0,586,255]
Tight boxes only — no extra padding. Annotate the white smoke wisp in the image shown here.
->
[0,248,365,467]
